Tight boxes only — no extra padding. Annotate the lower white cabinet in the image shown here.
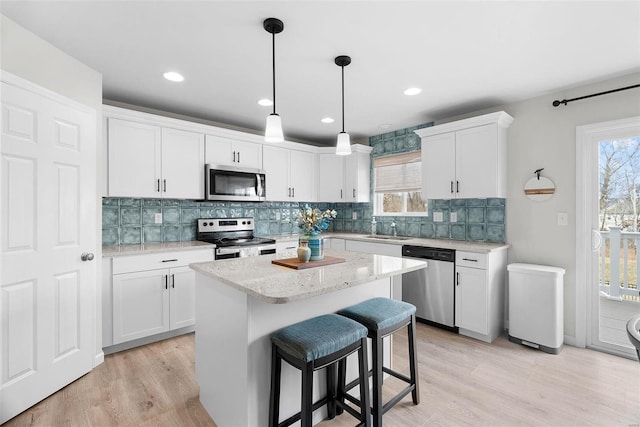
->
[345,239,401,257]
[106,249,213,347]
[454,249,507,343]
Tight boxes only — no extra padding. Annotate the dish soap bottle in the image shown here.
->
[371,216,377,235]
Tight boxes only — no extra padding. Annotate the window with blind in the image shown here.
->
[373,151,427,215]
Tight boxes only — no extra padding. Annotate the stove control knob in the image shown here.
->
[247,220,251,225]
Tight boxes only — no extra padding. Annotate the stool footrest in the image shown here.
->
[382,384,416,414]
[277,397,330,427]
[383,366,411,384]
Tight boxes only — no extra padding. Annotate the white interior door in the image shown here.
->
[0,75,97,423]
[576,116,640,358]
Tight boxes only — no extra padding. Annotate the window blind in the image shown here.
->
[373,151,422,193]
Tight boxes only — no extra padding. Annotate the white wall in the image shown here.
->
[1,15,104,363]
[438,72,640,342]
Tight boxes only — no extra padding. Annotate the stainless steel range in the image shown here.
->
[196,217,276,260]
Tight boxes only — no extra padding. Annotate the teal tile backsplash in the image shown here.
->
[102,121,505,246]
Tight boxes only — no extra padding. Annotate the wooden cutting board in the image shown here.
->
[271,256,346,270]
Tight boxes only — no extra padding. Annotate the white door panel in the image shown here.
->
[1,76,96,423]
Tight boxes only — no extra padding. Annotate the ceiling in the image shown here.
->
[2,1,639,146]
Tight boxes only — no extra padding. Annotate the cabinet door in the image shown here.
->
[205,134,234,166]
[455,124,498,198]
[112,269,170,344]
[421,132,456,199]
[263,145,290,201]
[161,128,205,199]
[169,266,196,330]
[317,154,345,202]
[345,240,401,257]
[108,118,161,198]
[290,150,316,202]
[233,140,263,169]
[455,266,488,334]
[205,135,263,169]
[345,150,370,202]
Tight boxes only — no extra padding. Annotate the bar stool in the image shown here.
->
[337,298,419,427]
[269,313,372,427]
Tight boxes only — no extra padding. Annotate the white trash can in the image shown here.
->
[507,263,566,354]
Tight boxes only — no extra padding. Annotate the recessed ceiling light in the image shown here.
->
[321,117,334,124]
[403,87,422,96]
[258,98,273,107]
[163,71,184,82]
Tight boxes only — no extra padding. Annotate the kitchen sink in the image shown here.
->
[365,235,412,241]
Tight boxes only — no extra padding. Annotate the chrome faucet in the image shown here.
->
[390,222,397,237]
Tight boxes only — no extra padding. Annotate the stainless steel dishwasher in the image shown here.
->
[402,245,457,331]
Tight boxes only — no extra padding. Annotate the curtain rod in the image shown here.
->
[552,83,640,107]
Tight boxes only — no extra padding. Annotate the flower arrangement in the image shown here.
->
[297,204,337,235]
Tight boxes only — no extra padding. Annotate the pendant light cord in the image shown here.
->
[271,32,277,115]
[341,64,345,133]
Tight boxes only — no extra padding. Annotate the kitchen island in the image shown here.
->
[190,249,427,427]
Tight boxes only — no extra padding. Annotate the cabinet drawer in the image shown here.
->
[456,251,487,269]
[113,249,214,274]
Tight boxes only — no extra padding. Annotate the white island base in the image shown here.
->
[195,274,393,426]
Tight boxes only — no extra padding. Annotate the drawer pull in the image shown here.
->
[171,274,175,288]
[161,259,178,263]
[462,258,478,262]
[164,275,168,290]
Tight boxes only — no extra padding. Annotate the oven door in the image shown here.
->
[205,164,266,202]
[215,245,276,260]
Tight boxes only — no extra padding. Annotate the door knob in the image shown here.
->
[81,252,95,262]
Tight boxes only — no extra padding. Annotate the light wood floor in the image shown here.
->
[4,324,640,426]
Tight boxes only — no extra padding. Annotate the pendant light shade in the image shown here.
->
[335,55,352,155]
[264,18,284,142]
[265,113,284,142]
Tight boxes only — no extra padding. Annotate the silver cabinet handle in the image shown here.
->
[157,179,161,192]
[232,151,236,162]
[292,187,295,198]
[353,188,356,198]
[462,258,478,262]
[456,272,460,286]
[80,252,94,261]
[164,274,168,290]
[237,151,240,163]
[456,180,459,193]
[161,259,178,263]
[163,179,167,192]
[171,274,175,288]
[288,187,291,197]
[340,189,343,199]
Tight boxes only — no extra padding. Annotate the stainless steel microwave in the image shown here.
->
[204,164,266,202]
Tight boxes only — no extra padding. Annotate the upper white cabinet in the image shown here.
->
[416,111,513,199]
[263,144,317,202]
[205,134,262,169]
[106,109,204,199]
[317,145,372,203]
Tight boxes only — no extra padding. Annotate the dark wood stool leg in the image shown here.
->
[372,332,384,427]
[336,358,346,415]
[408,315,420,404]
[269,345,282,427]
[358,337,372,427]
[301,361,314,427]
[326,362,336,419]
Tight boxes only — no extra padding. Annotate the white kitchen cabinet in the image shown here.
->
[454,249,507,343]
[205,134,262,169]
[345,239,401,257]
[106,249,213,347]
[107,117,204,199]
[263,144,317,202]
[417,111,513,199]
[275,238,299,257]
[317,145,371,203]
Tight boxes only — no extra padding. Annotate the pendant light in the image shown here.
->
[335,55,352,155]
[263,18,284,142]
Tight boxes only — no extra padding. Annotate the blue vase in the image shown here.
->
[300,234,324,261]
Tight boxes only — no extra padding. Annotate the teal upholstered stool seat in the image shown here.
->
[338,298,420,427]
[269,314,371,427]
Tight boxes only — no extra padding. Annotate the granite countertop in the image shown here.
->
[190,249,427,304]
[265,232,509,254]
[103,240,215,257]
